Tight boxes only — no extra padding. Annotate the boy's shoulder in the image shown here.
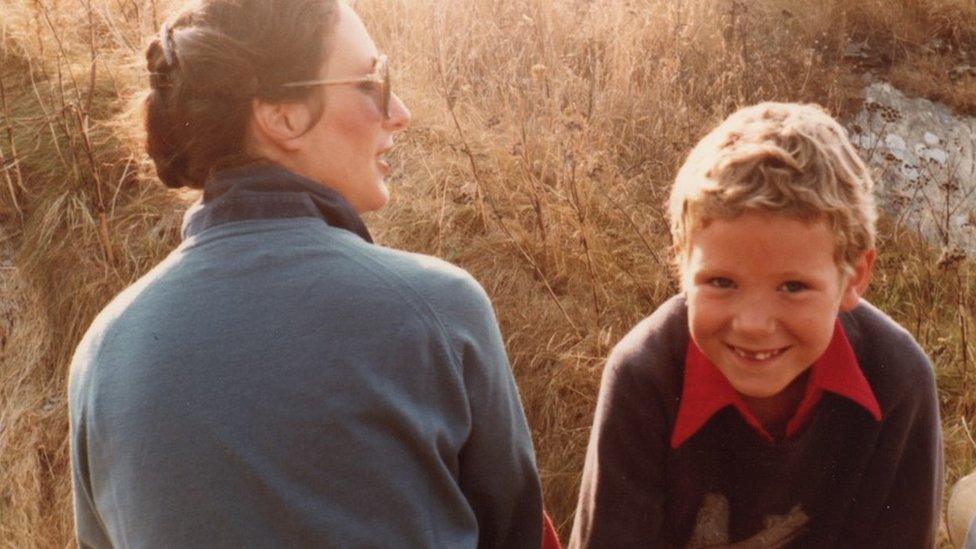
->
[603,294,689,395]
[603,296,936,409]
[840,299,935,408]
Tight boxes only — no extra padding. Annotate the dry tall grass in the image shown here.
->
[1,0,974,546]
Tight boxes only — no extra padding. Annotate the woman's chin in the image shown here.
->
[356,183,390,214]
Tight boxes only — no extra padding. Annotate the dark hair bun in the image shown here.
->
[142,0,338,189]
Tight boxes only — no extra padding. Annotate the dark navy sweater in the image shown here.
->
[570,295,942,548]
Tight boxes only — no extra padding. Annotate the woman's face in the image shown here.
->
[293,2,411,213]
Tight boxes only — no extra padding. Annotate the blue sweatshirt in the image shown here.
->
[68,165,543,548]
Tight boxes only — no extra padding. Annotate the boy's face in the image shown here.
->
[681,211,874,399]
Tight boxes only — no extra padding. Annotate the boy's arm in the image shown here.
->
[569,353,670,548]
[851,350,943,548]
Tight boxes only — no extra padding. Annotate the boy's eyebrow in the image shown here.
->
[691,267,825,281]
[778,271,817,280]
[688,260,734,272]
[690,267,734,278]
[777,266,839,280]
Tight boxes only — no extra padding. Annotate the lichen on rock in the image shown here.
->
[849,82,976,258]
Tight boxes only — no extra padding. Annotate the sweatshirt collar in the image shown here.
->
[670,320,882,448]
[181,164,373,243]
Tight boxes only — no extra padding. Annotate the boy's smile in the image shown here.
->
[682,212,874,402]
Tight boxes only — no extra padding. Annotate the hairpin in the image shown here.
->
[160,21,176,68]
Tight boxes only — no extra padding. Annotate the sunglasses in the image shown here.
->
[281,54,391,119]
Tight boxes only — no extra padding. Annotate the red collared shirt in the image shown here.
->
[671,320,882,448]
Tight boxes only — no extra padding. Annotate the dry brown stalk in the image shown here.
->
[566,158,603,355]
[0,74,25,219]
[517,120,550,255]
[443,102,581,336]
[70,105,115,265]
[595,180,672,277]
[22,53,69,170]
[36,0,84,108]
[94,2,138,53]
[433,24,581,336]
[84,0,98,118]
[959,268,972,385]
[151,0,159,32]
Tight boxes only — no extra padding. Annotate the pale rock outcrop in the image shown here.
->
[849,82,975,258]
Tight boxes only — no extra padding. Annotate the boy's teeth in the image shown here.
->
[734,347,782,360]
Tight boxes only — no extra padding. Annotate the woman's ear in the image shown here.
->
[839,248,876,312]
[249,98,311,154]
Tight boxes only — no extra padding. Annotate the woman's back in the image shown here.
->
[69,166,542,548]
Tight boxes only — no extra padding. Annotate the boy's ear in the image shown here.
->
[839,248,876,312]
[249,99,310,153]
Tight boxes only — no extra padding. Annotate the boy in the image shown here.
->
[570,103,942,548]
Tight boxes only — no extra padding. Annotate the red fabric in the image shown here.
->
[542,510,561,549]
[670,320,882,449]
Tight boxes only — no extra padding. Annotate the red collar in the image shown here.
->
[670,320,882,448]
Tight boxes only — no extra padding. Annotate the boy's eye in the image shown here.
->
[707,277,735,289]
[780,281,808,293]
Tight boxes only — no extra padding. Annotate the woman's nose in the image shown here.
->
[385,92,411,131]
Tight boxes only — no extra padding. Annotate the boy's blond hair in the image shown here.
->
[668,102,877,276]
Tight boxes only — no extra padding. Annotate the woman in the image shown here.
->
[67,1,544,546]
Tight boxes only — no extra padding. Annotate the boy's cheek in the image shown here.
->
[686,306,727,348]
[686,291,727,320]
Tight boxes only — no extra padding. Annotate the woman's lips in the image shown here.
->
[377,146,392,174]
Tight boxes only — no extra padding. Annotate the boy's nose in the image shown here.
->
[731,301,777,337]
